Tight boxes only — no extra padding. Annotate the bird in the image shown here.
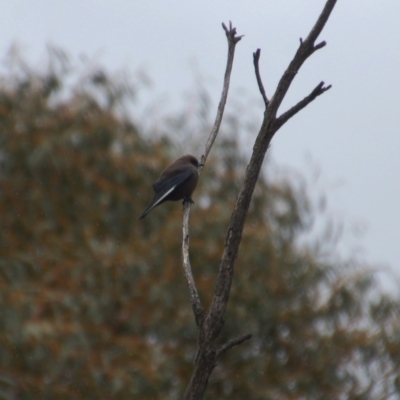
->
[139,154,203,219]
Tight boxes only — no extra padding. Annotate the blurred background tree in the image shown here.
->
[0,50,399,400]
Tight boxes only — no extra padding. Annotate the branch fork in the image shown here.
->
[181,1,338,398]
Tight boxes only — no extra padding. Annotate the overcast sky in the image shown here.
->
[2,0,399,282]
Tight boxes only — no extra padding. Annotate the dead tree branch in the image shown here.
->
[182,203,204,327]
[275,81,332,130]
[201,21,244,166]
[253,48,269,108]
[183,1,337,399]
[267,0,336,118]
[217,333,253,358]
[181,22,242,328]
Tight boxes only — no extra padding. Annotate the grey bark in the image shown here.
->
[182,1,338,399]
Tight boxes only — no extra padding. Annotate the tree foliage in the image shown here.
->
[0,52,399,399]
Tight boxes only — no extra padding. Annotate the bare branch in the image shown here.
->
[217,333,252,358]
[305,0,337,45]
[222,21,244,44]
[253,49,269,108]
[313,40,327,52]
[184,2,337,398]
[205,0,337,347]
[275,81,332,130]
[182,22,243,400]
[200,21,243,167]
[181,21,242,328]
[267,0,337,118]
[182,201,205,327]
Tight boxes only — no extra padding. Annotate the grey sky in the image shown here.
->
[2,0,399,278]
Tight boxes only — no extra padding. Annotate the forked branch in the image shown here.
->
[204,0,337,348]
[266,0,337,118]
[183,1,337,399]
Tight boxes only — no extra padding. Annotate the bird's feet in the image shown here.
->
[182,197,194,205]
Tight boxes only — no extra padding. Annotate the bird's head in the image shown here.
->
[184,155,204,168]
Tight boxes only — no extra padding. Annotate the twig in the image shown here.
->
[253,49,269,108]
[275,81,332,129]
[217,333,252,358]
[313,40,327,53]
[200,21,243,167]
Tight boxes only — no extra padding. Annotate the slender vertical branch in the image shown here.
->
[182,21,243,400]
[201,22,243,167]
[181,22,242,327]
[182,202,204,326]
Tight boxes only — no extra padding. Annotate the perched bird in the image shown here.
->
[139,154,203,219]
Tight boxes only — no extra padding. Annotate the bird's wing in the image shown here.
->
[152,169,193,194]
[139,169,194,219]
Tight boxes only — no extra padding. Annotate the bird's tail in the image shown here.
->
[138,204,153,219]
[139,187,175,219]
